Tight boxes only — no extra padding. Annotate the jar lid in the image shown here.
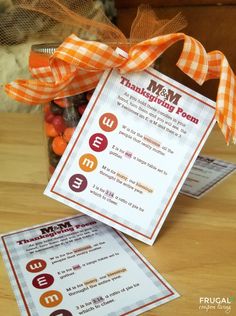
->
[31,43,61,55]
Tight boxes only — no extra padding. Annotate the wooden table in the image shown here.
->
[0,112,235,316]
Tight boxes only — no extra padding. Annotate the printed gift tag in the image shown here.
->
[181,155,236,198]
[45,63,216,245]
[0,215,179,316]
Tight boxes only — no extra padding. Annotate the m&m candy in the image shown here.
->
[63,127,76,143]
[52,136,67,156]
[52,115,66,134]
[44,90,91,175]
[45,122,58,137]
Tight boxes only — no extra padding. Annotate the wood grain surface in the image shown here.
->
[0,112,235,315]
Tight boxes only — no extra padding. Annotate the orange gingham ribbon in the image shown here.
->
[5,33,236,144]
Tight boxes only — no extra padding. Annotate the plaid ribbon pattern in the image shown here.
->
[5,33,236,144]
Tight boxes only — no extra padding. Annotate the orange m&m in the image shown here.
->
[63,127,75,143]
[45,122,58,137]
[52,136,67,156]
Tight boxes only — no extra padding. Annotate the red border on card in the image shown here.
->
[1,215,175,315]
[50,68,215,240]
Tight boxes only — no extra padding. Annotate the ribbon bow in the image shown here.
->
[5,33,236,144]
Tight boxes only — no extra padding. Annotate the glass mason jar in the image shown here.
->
[30,43,94,177]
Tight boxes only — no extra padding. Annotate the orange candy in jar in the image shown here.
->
[30,44,94,177]
[44,91,93,176]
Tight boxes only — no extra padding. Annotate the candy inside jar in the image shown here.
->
[29,43,95,178]
[43,91,94,176]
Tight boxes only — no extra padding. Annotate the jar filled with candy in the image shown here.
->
[30,43,94,177]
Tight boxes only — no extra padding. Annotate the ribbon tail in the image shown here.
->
[207,51,236,144]
[5,73,76,105]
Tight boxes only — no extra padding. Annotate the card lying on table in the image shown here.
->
[181,155,236,198]
[45,65,216,245]
[0,215,179,316]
